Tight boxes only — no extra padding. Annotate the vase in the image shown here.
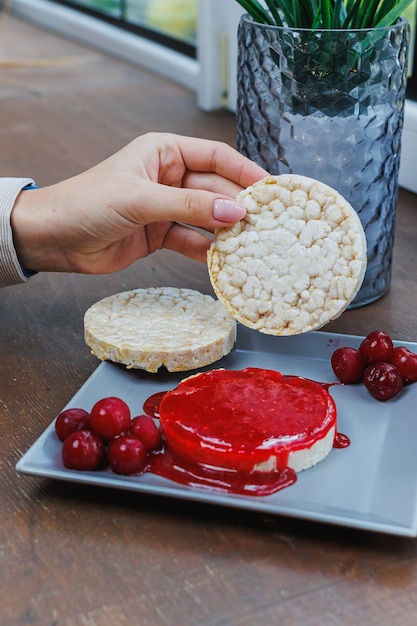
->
[236,14,410,308]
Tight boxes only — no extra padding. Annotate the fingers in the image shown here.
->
[182,170,246,200]
[175,135,268,187]
[131,180,246,231]
[162,223,212,263]
[150,133,268,189]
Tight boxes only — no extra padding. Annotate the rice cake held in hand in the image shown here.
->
[84,287,236,373]
[208,174,367,336]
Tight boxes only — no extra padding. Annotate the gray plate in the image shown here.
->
[16,326,417,537]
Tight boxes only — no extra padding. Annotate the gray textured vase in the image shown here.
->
[236,14,410,308]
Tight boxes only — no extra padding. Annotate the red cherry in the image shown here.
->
[62,429,105,470]
[363,362,403,401]
[55,408,90,442]
[359,330,394,365]
[130,415,163,451]
[390,346,417,384]
[331,346,365,383]
[107,435,148,475]
[89,396,131,440]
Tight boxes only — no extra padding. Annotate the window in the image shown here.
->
[51,0,197,57]
[13,0,199,90]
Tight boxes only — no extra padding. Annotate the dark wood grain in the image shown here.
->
[2,13,417,626]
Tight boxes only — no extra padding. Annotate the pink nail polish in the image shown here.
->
[213,199,246,222]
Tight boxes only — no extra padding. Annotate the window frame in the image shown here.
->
[49,0,197,58]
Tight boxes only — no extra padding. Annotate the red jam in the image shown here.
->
[333,432,350,448]
[143,391,166,419]
[145,368,348,497]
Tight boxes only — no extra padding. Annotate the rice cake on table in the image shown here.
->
[84,287,236,373]
[155,367,339,496]
[208,174,367,336]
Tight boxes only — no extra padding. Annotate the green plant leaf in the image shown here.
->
[264,0,284,25]
[320,0,332,28]
[374,0,415,27]
[234,0,275,25]
[234,0,415,29]
[297,0,318,27]
[359,0,382,27]
[332,0,348,27]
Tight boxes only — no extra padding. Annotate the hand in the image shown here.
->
[11,132,267,274]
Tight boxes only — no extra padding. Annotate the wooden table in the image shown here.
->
[2,14,417,626]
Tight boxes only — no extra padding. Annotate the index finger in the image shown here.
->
[182,135,268,185]
[161,134,268,189]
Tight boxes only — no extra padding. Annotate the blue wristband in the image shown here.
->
[20,183,40,277]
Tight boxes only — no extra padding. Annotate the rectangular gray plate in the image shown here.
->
[16,326,417,536]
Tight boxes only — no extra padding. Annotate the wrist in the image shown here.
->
[11,184,42,275]
[19,184,40,276]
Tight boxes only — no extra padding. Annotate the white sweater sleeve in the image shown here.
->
[0,177,36,287]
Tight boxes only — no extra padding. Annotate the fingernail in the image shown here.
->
[213,199,246,222]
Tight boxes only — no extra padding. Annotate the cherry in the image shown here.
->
[107,435,148,475]
[55,408,90,442]
[359,330,394,365]
[363,362,403,401]
[331,346,365,383]
[130,415,163,452]
[62,429,105,470]
[89,396,131,440]
[390,346,417,384]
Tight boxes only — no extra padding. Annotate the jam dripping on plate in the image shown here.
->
[143,368,349,497]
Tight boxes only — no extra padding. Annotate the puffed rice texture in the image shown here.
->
[84,287,236,372]
[208,175,367,336]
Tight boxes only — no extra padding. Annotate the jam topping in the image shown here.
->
[143,391,166,419]
[147,367,346,497]
[333,432,350,449]
[149,448,297,497]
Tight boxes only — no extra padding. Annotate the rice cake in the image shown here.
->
[208,174,367,336]
[158,367,337,475]
[84,287,236,373]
